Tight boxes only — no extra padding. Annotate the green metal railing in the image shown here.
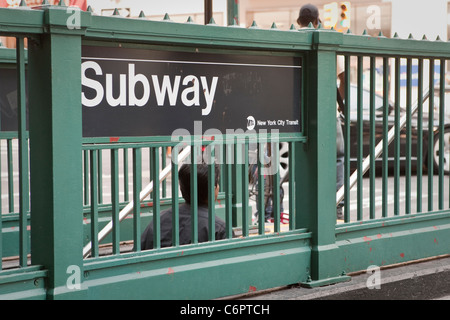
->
[0,2,449,300]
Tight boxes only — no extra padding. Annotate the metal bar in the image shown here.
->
[357,56,363,221]
[257,142,265,235]
[272,142,280,233]
[416,58,424,213]
[288,142,295,231]
[132,148,142,252]
[111,148,120,255]
[151,147,161,249]
[208,146,216,241]
[123,148,129,202]
[17,36,28,267]
[438,59,445,210]
[83,146,191,258]
[405,58,412,214]
[171,146,180,247]
[394,57,401,216]
[382,57,389,218]
[84,150,89,206]
[369,56,376,220]
[241,140,249,237]
[161,147,167,198]
[428,59,435,211]
[7,139,13,213]
[98,150,103,204]
[190,145,198,244]
[225,143,233,238]
[344,55,351,222]
[89,150,99,258]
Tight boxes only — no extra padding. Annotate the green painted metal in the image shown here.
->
[0,3,450,300]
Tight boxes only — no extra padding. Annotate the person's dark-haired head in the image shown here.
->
[297,3,321,28]
[179,163,220,206]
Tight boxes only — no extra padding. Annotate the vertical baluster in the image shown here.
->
[257,141,265,235]
[98,150,103,204]
[288,142,296,230]
[224,142,233,238]
[405,58,412,214]
[171,146,180,247]
[17,36,28,267]
[190,144,198,244]
[132,148,142,252]
[416,58,424,213]
[150,147,161,249]
[208,145,216,241]
[369,56,376,220]
[382,57,389,218]
[123,148,129,202]
[344,55,351,223]
[272,141,280,233]
[241,139,249,237]
[428,59,435,212]
[90,150,99,258]
[161,147,167,198]
[111,148,120,254]
[439,59,446,210]
[84,150,89,206]
[7,139,13,213]
[357,56,363,221]
[394,57,401,216]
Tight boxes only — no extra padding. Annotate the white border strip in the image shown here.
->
[82,56,302,69]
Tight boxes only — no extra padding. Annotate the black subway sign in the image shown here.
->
[81,46,301,137]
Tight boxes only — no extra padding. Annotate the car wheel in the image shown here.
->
[433,127,450,175]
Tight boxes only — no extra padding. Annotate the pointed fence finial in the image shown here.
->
[58,0,66,7]
[271,22,278,29]
[208,17,216,25]
[186,16,194,23]
[19,0,27,6]
[163,13,171,21]
[250,20,258,28]
[307,22,314,29]
[41,0,50,5]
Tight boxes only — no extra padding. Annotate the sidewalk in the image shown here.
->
[226,255,450,300]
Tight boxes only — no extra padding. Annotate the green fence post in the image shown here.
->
[28,6,90,299]
[296,29,350,287]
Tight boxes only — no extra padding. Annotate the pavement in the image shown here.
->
[226,255,450,300]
